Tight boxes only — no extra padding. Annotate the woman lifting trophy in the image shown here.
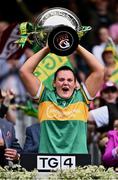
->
[17,7,91,56]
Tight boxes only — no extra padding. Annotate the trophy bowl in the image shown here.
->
[34,7,82,56]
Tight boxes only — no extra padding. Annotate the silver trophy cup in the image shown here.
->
[34,7,82,56]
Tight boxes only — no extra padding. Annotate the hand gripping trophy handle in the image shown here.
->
[33,7,82,56]
[17,7,92,56]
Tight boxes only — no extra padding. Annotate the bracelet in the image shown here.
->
[17,153,20,161]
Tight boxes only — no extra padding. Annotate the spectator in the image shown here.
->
[0,117,22,167]
[0,89,10,118]
[92,26,110,65]
[23,123,40,153]
[102,46,116,71]
[98,131,108,156]
[90,0,113,26]
[98,81,118,132]
[109,23,118,49]
[88,0,114,44]
[102,119,118,167]
[113,119,118,130]
[19,44,104,154]
[0,88,16,124]
[0,47,34,104]
[88,105,109,164]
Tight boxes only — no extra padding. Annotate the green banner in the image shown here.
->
[34,53,73,90]
[106,37,118,84]
[110,62,118,84]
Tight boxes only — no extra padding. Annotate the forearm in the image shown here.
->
[19,46,50,96]
[76,45,105,97]
[20,46,50,73]
[76,45,104,72]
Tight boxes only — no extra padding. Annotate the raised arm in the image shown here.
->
[19,46,50,97]
[76,45,105,97]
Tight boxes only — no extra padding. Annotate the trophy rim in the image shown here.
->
[34,7,82,31]
[33,7,81,55]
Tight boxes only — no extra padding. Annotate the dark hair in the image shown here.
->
[0,89,3,99]
[102,50,113,64]
[101,86,117,94]
[54,66,76,81]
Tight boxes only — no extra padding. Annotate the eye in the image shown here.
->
[59,78,65,82]
[68,79,73,82]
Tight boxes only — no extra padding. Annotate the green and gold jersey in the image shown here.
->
[38,83,91,154]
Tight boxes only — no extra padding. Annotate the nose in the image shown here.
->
[63,80,68,85]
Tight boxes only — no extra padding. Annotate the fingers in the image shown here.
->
[4,148,18,161]
[2,89,15,107]
[6,89,15,100]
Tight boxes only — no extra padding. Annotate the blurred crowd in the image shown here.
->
[0,0,118,168]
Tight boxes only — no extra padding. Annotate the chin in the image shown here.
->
[58,91,72,99]
[63,96,70,99]
[62,94,71,99]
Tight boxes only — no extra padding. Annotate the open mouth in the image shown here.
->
[62,87,69,92]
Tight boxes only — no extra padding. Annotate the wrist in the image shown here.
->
[44,46,50,53]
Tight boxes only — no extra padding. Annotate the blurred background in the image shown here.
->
[1,0,118,167]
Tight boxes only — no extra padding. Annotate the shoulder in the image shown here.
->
[0,118,13,127]
[26,123,40,131]
[108,130,118,137]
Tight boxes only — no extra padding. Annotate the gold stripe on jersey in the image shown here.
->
[38,101,88,122]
